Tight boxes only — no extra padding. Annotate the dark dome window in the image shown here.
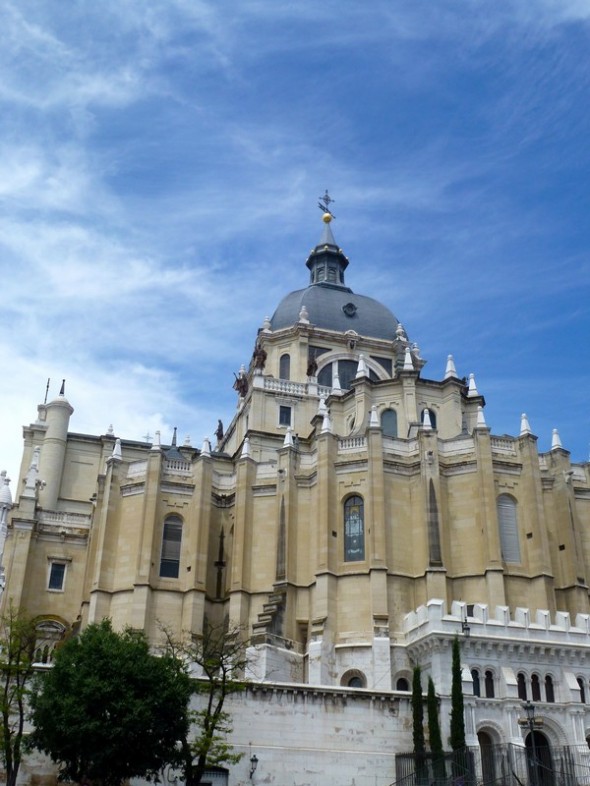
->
[342,302,357,317]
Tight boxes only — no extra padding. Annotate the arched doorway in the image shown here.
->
[525,730,554,786]
[477,730,496,784]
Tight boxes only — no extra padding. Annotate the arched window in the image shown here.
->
[381,408,398,438]
[517,672,527,701]
[545,675,555,703]
[279,353,290,380]
[472,669,481,697]
[578,677,586,704]
[344,496,365,562]
[531,673,540,700]
[421,408,437,430]
[485,670,495,698]
[396,677,410,691]
[340,669,366,688]
[497,494,521,563]
[160,515,183,578]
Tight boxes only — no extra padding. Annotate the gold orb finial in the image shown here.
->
[322,212,332,223]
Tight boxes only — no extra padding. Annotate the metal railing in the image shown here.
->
[392,743,590,786]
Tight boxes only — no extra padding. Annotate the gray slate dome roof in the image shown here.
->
[271,285,399,340]
[270,215,399,340]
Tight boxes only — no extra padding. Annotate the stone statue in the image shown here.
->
[252,342,267,370]
[215,420,224,442]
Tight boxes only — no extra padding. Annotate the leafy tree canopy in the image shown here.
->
[163,622,246,786]
[29,619,192,786]
[0,604,38,786]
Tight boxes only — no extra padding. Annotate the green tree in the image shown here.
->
[411,666,427,784]
[0,604,38,786]
[450,637,466,750]
[164,622,246,786]
[427,676,445,783]
[29,619,191,786]
[449,637,470,783]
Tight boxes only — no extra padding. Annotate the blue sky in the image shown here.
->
[1,1,589,487]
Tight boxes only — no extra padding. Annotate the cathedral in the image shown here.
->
[1,207,590,786]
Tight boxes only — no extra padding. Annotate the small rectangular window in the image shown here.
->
[279,406,292,427]
[48,562,66,591]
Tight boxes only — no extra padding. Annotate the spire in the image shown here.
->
[59,379,66,396]
[332,372,342,395]
[305,192,350,288]
[0,471,12,509]
[151,430,161,451]
[520,413,532,436]
[111,438,122,462]
[422,408,433,430]
[321,410,332,434]
[283,426,294,448]
[445,355,458,379]
[551,428,563,450]
[467,373,479,397]
[201,437,211,456]
[403,346,414,371]
[355,353,368,379]
[369,405,379,428]
[171,427,177,447]
[241,436,251,459]
[476,406,487,429]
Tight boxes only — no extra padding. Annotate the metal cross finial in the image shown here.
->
[318,189,336,218]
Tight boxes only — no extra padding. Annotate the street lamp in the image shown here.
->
[518,700,543,786]
[461,615,470,638]
[249,754,259,779]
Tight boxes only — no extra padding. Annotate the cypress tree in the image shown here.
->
[450,637,466,750]
[427,676,445,783]
[449,637,469,784]
[412,666,427,784]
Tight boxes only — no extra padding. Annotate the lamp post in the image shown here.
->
[461,615,470,638]
[249,754,259,779]
[518,700,543,786]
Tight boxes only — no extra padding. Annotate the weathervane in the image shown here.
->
[318,190,336,219]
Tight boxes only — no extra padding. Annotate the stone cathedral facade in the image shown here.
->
[2,213,590,786]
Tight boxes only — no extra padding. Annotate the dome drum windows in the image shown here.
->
[160,515,183,578]
[381,408,398,438]
[279,353,290,380]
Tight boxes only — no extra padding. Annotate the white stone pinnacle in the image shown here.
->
[551,428,563,450]
[356,353,368,379]
[476,406,487,428]
[107,424,114,436]
[445,355,457,379]
[201,437,211,456]
[403,346,414,371]
[520,413,532,436]
[262,315,272,331]
[467,373,478,397]
[151,430,161,451]
[370,405,379,428]
[298,305,310,324]
[317,397,327,416]
[332,372,342,394]
[112,438,122,461]
[422,408,433,430]
[283,427,294,448]
[241,436,251,459]
[321,411,332,434]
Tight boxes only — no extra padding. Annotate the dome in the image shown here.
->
[270,210,399,340]
[270,285,399,340]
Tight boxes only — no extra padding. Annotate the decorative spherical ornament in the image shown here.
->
[322,212,332,223]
